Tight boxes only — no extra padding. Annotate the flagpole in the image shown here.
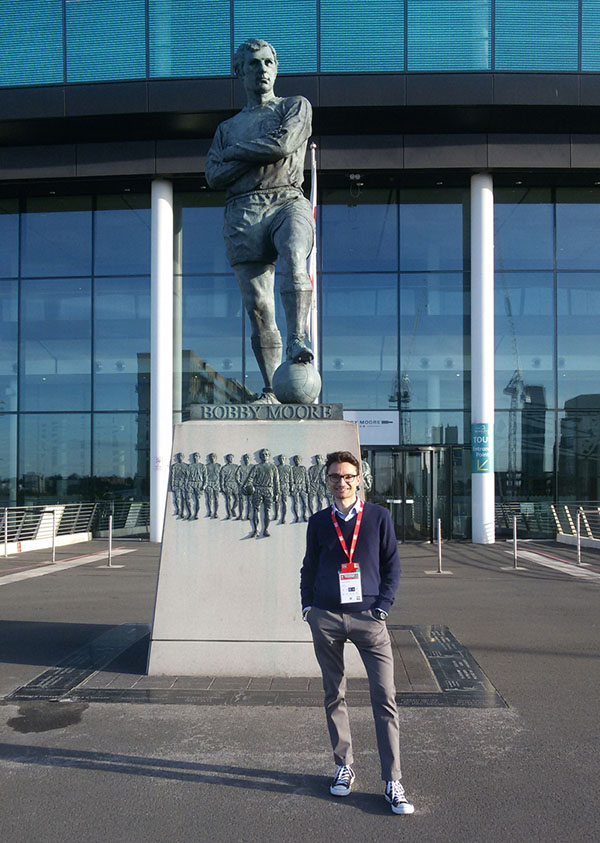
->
[308,142,319,378]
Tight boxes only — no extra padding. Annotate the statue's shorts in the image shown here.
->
[224,188,314,266]
[252,490,274,509]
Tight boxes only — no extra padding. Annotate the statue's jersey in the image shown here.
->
[205,96,312,199]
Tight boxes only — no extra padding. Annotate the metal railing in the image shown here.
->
[495,502,556,538]
[496,501,600,541]
[1,500,150,555]
[551,503,600,541]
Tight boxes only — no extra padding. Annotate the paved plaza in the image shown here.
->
[0,537,598,842]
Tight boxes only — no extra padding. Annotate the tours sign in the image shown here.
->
[471,423,493,473]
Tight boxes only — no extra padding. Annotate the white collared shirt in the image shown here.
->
[332,497,363,522]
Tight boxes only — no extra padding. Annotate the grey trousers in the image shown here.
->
[307,607,402,781]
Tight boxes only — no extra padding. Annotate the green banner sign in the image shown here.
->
[471,423,493,473]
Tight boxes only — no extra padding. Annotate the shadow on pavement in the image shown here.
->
[0,621,116,667]
[0,742,391,813]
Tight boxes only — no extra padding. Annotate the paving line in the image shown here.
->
[506,549,600,582]
[0,548,135,586]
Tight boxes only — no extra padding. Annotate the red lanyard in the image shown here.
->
[331,499,364,567]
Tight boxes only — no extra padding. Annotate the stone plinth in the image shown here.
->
[147,417,366,677]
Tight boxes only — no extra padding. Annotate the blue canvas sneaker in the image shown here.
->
[385,780,414,814]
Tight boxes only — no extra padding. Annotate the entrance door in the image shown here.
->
[367,448,453,541]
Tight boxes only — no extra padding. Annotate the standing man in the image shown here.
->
[169,453,189,519]
[205,453,221,519]
[300,451,414,815]
[186,452,206,520]
[220,454,239,519]
[244,448,280,538]
[276,454,293,523]
[205,38,315,403]
[236,453,252,520]
[290,454,310,522]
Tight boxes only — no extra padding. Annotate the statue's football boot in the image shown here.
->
[286,334,314,364]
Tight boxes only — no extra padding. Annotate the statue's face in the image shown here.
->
[209,453,216,463]
[260,449,270,462]
[192,453,199,462]
[279,455,287,464]
[242,454,249,464]
[294,455,302,465]
[241,45,277,97]
[316,455,324,464]
[226,454,233,463]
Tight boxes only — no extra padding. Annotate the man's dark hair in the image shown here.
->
[233,38,278,76]
[325,451,360,473]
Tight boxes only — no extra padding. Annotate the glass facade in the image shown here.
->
[233,0,317,74]
[4,0,600,86]
[1,184,600,526]
[65,0,146,83]
[0,194,151,506]
[407,0,491,71]
[320,1,405,73]
[495,0,579,71]
[494,187,600,506]
[149,0,231,78]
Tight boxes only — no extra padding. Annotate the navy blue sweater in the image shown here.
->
[300,502,401,614]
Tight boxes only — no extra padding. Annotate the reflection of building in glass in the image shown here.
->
[137,351,255,416]
[23,473,45,495]
[521,386,547,496]
[559,395,600,500]
[182,350,255,408]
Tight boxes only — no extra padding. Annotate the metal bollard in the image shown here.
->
[513,514,518,569]
[107,514,113,568]
[52,509,56,563]
[576,509,582,566]
[437,518,443,573]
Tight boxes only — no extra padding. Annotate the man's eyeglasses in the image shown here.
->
[327,473,359,483]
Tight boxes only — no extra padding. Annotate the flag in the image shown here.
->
[307,142,318,368]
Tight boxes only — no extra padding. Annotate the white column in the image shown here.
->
[150,179,174,543]
[470,173,495,544]
[173,205,183,426]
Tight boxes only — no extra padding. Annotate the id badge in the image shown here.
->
[339,562,362,604]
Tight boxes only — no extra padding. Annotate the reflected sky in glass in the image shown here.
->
[556,188,600,269]
[321,190,398,272]
[321,273,398,408]
[0,279,18,413]
[21,197,92,278]
[557,273,600,408]
[179,193,229,274]
[495,188,553,270]
[400,273,469,410]
[95,195,150,276]
[495,272,554,411]
[94,276,150,411]
[0,199,18,278]
[20,278,92,412]
[182,274,244,408]
[399,189,465,271]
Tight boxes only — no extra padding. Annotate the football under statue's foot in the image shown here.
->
[286,335,314,364]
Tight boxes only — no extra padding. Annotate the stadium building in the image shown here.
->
[1,0,600,542]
